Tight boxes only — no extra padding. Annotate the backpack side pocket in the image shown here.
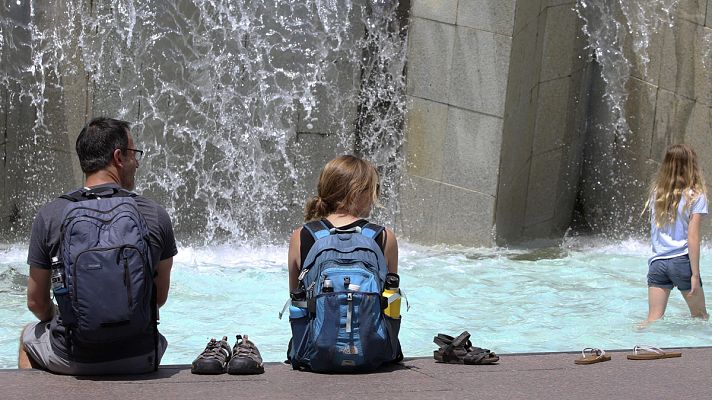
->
[288,306,309,369]
[53,287,76,327]
[384,315,403,363]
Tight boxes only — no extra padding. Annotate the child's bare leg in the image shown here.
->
[682,286,709,319]
[648,287,671,322]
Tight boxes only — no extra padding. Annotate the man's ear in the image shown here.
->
[113,148,124,167]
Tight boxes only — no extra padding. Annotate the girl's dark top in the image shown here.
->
[299,218,386,267]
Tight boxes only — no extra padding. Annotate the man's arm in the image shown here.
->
[27,267,53,321]
[154,257,173,308]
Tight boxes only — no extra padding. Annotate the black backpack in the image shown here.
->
[53,187,158,367]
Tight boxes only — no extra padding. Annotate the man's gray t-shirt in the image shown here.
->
[27,183,177,361]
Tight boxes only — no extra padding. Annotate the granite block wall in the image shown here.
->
[495,1,588,245]
[399,0,515,245]
[400,0,587,246]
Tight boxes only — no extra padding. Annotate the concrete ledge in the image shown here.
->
[4,348,712,399]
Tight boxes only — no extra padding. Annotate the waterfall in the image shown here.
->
[571,0,680,235]
[575,0,678,139]
[0,0,408,244]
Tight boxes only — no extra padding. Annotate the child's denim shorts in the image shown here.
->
[648,254,702,291]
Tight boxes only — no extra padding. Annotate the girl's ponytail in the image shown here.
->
[304,196,330,222]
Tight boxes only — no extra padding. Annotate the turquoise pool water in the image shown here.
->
[2,237,711,369]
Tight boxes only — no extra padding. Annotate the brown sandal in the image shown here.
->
[433,331,499,365]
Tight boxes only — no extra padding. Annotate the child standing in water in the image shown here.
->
[645,144,708,322]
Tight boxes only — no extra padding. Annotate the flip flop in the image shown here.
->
[574,348,611,365]
[626,345,682,360]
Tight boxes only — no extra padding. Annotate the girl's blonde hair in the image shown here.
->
[647,143,707,227]
[304,155,379,222]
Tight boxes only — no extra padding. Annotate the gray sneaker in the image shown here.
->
[227,334,265,375]
[191,336,232,374]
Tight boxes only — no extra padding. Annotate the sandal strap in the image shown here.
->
[633,345,662,355]
[463,351,488,363]
[433,333,456,348]
[580,347,604,358]
[450,331,471,348]
[444,331,471,357]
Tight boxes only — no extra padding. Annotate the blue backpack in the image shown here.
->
[54,187,157,359]
[288,220,402,372]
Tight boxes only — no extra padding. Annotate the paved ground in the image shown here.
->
[3,348,712,400]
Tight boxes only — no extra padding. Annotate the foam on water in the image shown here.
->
[2,238,712,369]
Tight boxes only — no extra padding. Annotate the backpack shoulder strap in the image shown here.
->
[59,188,88,202]
[361,222,385,240]
[303,220,331,241]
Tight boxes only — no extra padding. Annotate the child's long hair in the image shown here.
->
[647,144,707,227]
[304,155,379,222]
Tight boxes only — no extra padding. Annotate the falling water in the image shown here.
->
[575,0,678,139]
[0,0,407,244]
[573,0,678,235]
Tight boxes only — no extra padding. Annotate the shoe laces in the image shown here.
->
[198,336,230,359]
[233,334,261,360]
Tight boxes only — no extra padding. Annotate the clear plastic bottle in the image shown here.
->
[50,256,65,291]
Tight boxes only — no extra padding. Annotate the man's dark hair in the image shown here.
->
[76,117,131,173]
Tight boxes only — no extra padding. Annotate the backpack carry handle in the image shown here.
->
[329,226,361,235]
[82,187,120,199]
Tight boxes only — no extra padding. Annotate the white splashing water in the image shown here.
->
[0,0,407,245]
[575,0,678,139]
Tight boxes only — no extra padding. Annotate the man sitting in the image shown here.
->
[18,117,177,375]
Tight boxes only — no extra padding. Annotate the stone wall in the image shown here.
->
[398,0,588,246]
[398,0,515,245]
[495,1,589,246]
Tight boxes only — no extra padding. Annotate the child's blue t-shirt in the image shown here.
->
[649,191,708,264]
